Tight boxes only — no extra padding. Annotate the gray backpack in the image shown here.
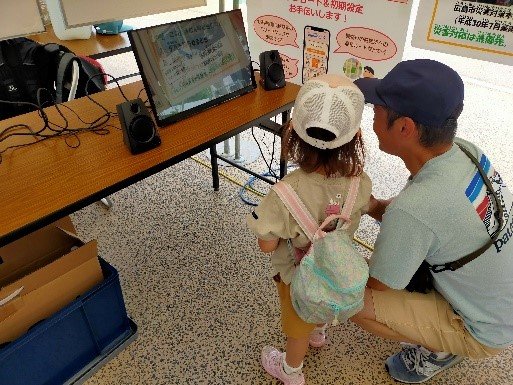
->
[273,177,369,325]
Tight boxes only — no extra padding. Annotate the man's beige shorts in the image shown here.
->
[371,288,502,359]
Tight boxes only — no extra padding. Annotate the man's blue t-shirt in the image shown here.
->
[370,138,513,348]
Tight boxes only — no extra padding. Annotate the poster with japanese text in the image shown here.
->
[412,0,513,66]
[247,0,413,84]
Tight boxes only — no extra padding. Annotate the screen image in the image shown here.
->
[302,26,330,84]
[129,10,256,127]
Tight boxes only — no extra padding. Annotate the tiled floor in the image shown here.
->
[76,1,513,384]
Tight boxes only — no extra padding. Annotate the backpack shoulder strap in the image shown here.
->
[55,52,79,103]
[314,176,360,235]
[43,43,78,103]
[274,177,362,240]
[272,181,318,241]
[339,176,361,230]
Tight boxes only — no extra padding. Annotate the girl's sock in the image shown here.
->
[282,353,303,374]
[313,324,327,333]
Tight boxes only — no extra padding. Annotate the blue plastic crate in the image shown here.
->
[0,258,136,385]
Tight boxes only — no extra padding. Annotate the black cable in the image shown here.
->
[239,173,271,206]
[251,127,279,180]
[0,99,53,140]
[85,72,130,107]
[37,85,111,135]
[270,130,277,171]
[251,60,260,72]
[136,88,151,109]
[239,165,297,206]
[0,72,128,164]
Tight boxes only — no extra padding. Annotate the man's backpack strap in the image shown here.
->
[273,182,318,241]
[428,144,505,273]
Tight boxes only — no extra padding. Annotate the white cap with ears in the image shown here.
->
[292,74,364,150]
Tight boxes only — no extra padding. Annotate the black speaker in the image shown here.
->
[116,98,161,154]
[259,50,286,90]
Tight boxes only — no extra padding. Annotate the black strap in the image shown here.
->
[55,52,78,103]
[429,143,505,273]
[43,43,77,103]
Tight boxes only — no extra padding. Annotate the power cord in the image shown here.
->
[251,60,260,72]
[239,166,297,206]
[0,72,131,164]
[251,126,280,181]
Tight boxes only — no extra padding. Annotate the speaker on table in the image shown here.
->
[259,50,286,91]
[116,98,161,154]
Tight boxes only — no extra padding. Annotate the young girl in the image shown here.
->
[247,74,372,385]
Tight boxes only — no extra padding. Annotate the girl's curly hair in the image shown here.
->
[281,122,365,177]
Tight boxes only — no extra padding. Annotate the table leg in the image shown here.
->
[280,110,290,179]
[280,159,287,179]
[281,110,290,124]
[210,146,220,191]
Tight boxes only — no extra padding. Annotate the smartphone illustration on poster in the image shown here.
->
[302,25,330,83]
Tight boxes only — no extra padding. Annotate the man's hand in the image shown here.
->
[366,195,393,222]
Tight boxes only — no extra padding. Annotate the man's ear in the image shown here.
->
[399,117,418,140]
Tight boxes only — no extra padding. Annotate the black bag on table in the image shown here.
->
[0,38,106,121]
[43,42,106,103]
[0,38,54,119]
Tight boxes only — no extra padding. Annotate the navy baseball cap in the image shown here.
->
[354,59,464,126]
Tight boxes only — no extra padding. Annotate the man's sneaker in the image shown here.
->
[309,326,327,348]
[261,346,305,385]
[385,344,464,383]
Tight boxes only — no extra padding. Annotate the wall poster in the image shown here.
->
[412,0,513,66]
[247,0,413,84]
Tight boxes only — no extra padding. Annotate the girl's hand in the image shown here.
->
[258,237,279,253]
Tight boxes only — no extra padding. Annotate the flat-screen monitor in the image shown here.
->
[128,9,256,127]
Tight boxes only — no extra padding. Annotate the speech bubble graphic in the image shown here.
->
[253,15,299,48]
[278,53,299,79]
[334,27,397,61]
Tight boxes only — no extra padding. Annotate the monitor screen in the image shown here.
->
[128,10,256,127]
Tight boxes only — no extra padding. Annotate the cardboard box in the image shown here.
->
[0,258,136,385]
[52,215,77,235]
[0,224,103,344]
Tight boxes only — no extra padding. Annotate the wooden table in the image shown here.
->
[0,77,299,246]
[29,25,131,59]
